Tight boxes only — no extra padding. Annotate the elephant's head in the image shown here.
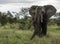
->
[29,5,57,20]
[29,5,45,22]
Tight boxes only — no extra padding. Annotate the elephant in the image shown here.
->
[29,5,57,40]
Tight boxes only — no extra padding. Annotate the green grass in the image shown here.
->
[0,26,60,44]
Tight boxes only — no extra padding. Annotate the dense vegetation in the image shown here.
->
[0,26,60,44]
[0,8,60,30]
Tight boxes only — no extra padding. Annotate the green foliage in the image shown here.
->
[0,8,60,30]
[0,27,60,44]
[19,16,33,30]
[0,11,17,26]
[0,12,8,26]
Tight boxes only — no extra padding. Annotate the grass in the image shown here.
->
[0,26,60,44]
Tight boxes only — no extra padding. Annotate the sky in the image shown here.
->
[0,0,60,12]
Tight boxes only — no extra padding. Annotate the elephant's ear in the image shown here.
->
[44,5,57,18]
[29,5,38,16]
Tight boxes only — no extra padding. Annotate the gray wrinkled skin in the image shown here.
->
[29,5,57,40]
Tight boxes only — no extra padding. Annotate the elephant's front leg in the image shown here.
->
[30,22,38,40]
[30,22,41,40]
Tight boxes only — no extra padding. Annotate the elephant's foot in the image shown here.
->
[30,33,36,40]
[30,32,41,40]
[30,35,35,40]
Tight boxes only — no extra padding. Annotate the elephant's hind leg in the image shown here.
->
[41,22,47,36]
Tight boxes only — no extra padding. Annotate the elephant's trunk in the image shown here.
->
[34,7,43,23]
[34,7,38,22]
[34,7,44,37]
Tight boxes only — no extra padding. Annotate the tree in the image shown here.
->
[0,12,8,26]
